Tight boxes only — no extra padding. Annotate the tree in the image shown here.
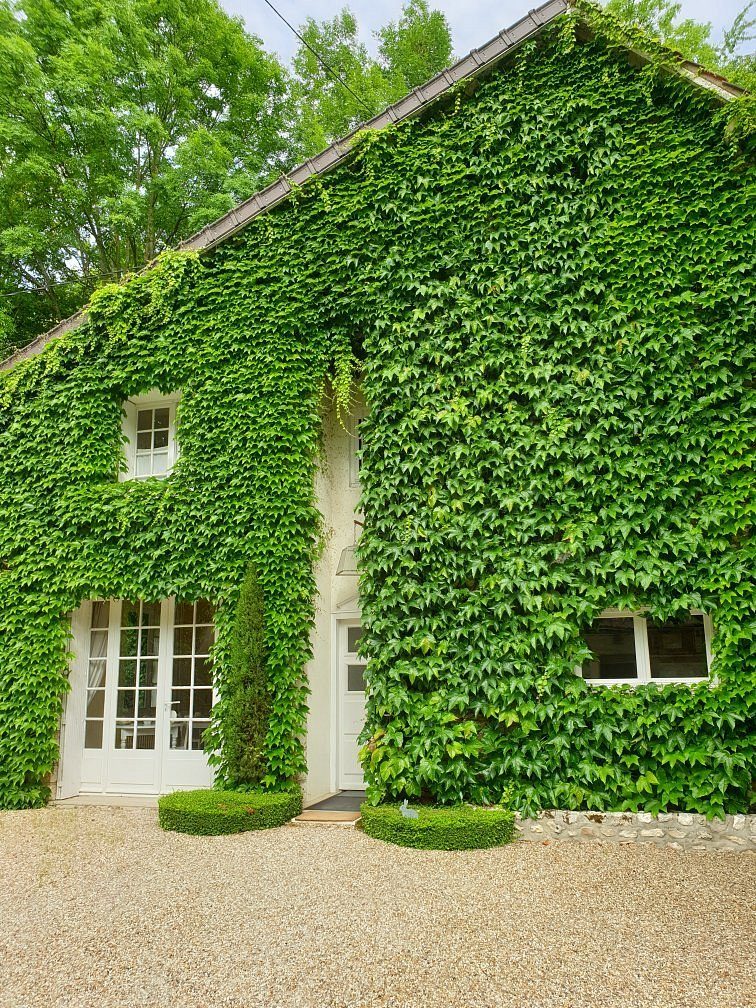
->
[0,0,289,354]
[604,0,755,83]
[221,564,270,788]
[290,1,453,159]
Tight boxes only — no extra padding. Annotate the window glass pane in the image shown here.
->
[174,601,194,625]
[91,601,109,628]
[192,689,213,718]
[192,722,209,751]
[195,625,213,655]
[196,599,214,624]
[347,664,366,692]
[86,690,104,718]
[152,452,169,474]
[135,454,152,476]
[194,656,212,687]
[88,660,107,688]
[170,722,190,750]
[347,626,363,653]
[153,428,169,449]
[136,431,151,450]
[173,626,193,655]
[137,409,153,431]
[118,660,137,687]
[582,618,637,680]
[117,690,135,718]
[85,720,103,748]
[172,657,192,686]
[154,408,169,428]
[648,616,708,679]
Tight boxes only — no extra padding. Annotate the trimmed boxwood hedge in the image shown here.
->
[158,788,301,835]
[360,803,515,850]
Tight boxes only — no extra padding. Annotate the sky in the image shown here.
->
[220,0,749,63]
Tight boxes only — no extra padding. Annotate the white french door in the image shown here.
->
[339,621,367,790]
[60,598,215,797]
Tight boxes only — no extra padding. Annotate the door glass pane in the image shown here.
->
[118,659,137,687]
[196,599,213,624]
[141,627,160,656]
[174,601,194,625]
[173,626,193,655]
[194,657,212,687]
[169,600,215,752]
[582,618,638,680]
[347,664,366,692]
[193,689,213,718]
[195,625,213,655]
[140,659,159,687]
[121,602,140,628]
[134,724,156,750]
[117,690,135,718]
[172,657,192,686]
[91,601,110,628]
[141,601,161,626]
[171,690,191,717]
[90,629,108,656]
[85,720,103,748]
[648,616,708,678]
[137,689,157,718]
[170,722,190,750]
[86,690,104,718]
[192,722,209,751]
[114,721,133,748]
[88,660,107,689]
[120,629,138,657]
[347,626,363,653]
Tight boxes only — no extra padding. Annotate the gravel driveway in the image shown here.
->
[1,807,754,1008]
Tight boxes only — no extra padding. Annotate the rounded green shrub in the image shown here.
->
[158,787,301,835]
[360,803,515,850]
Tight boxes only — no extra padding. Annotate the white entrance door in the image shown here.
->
[339,621,367,790]
[60,598,215,796]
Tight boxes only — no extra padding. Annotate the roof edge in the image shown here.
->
[2,0,746,372]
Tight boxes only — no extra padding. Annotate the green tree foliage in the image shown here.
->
[0,0,289,354]
[212,564,271,788]
[289,1,453,158]
[605,0,756,87]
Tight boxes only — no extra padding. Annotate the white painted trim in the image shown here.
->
[581,608,713,687]
[120,389,180,481]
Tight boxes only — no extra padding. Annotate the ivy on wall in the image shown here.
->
[0,12,753,813]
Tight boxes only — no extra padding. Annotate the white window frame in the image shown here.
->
[580,608,714,686]
[348,414,366,488]
[120,390,180,481]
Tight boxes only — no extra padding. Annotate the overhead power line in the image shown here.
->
[259,0,373,114]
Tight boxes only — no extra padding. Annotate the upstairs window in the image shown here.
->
[121,391,180,480]
[581,610,712,685]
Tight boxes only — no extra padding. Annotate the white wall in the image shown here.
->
[302,389,364,802]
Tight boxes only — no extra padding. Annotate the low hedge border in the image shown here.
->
[360,803,515,850]
[158,787,302,835]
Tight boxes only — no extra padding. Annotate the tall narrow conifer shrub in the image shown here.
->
[223,565,270,787]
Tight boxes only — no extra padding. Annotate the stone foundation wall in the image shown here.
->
[516,810,756,853]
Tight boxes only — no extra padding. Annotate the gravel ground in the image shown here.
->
[0,807,754,1008]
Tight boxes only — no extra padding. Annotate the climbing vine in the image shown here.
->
[0,13,754,812]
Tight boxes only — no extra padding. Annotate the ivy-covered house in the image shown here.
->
[0,0,753,815]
